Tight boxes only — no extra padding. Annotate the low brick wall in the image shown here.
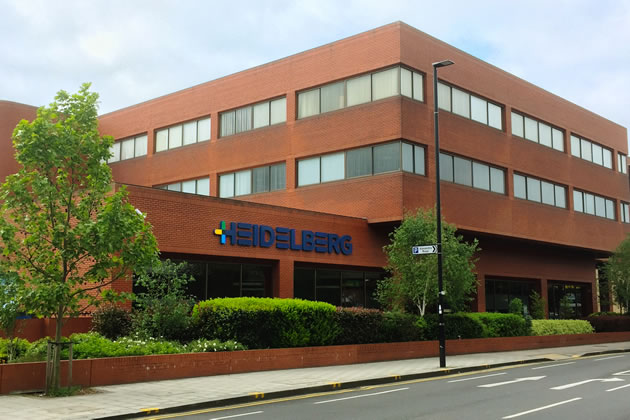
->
[2,331,630,394]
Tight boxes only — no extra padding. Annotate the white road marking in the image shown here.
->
[313,387,409,405]
[551,377,624,390]
[606,383,630,392]
[448,372,507,383]
[613,370,630,376]
[595,355,625,361]
[531,362,576,370]
[478,376,545,388]
[210,411,264,420]
[502,398,582,419]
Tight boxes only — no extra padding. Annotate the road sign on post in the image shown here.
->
[412,245,438,255]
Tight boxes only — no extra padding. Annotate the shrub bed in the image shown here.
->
[0,333,246,363]
[531,319,594,336]
[192,297,339,348]
[586,315,630,332]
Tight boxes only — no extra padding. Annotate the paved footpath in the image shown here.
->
[1,341,630,420]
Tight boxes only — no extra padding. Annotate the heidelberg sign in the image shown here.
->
[214,221,352,255]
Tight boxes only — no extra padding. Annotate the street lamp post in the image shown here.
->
[432,59,454,369]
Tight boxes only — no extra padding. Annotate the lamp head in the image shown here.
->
[432,60,455,68]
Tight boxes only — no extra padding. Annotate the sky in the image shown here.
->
[1,0,629,141]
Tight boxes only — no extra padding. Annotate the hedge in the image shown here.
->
[334,308,422,344]
[424,312,530,339]
[192,297,339,348]
[465,313,529,337]
[586,315,630,332]
[531,319,594,336]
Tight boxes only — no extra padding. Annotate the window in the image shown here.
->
[570,134,613,169]
[439,153,505,194]
[573,188,615,220]
[513,173,566,208]
[297,141,426,187]
[437,82,503,130]
[108,134,148,163]
[156,177,210,196]
[621,202,630,224]
[510,111,564,152]
[154,117,210,153]
[297,66,425,119]
[220,163,286,197]
[220,97,286,137]
[401,142,425,175]
[618,153,628,174]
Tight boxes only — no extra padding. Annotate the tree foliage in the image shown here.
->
[377,208,479,316]
[0,84,158,389]
[529,290,546,319]
[604,236,630,314]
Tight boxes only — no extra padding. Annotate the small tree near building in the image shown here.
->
[0,270,24,361]
[0,84,158,391]
[604,236,630,314]
[377,208,479,316]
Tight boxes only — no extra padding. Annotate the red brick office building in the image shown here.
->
[2,22,629,317]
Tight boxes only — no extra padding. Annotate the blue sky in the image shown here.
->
[1,0,628,145]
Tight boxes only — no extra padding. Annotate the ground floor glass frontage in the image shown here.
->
[485,277,535,314]
[294,267,383,308]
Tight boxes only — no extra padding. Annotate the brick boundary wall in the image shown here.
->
[2,332,630,394]
[0,318,92,342]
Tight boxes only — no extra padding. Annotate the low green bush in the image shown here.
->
[586,315,630,332]
[424,313,484,339]
[192,297,339,348]
[531,319,594,336]
[0,337,31,361]
[91,305,132,340]
[465,313,530,337]
[334,308,422,344]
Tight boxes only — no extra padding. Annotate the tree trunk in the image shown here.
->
[50,306,64,392]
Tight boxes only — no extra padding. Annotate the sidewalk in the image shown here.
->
[1,341,629,420]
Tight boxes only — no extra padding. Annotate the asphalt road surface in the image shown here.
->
[142,353,630,420]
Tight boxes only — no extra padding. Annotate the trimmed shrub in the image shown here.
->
[531,319,594,336]
[465,313,530,337]
[91,305,132,340]
[381,311,423,342]
[133,294,195,342]
[529,291,546,320]
[424,313,484,340]
[586,315,630,332]
[192,297,339,348]
[508,298,523,316]
[334,308,423,344]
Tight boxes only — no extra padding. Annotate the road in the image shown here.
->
[142,353,630,420]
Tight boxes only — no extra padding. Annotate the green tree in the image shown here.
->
[377,208,479,316]
[132,259,195,342]
[0,84,158,391]
[604,236,630,314]
[508,298,524,316]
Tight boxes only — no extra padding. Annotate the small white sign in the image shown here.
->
[412,245,437,255]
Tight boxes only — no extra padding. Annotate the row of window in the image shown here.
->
[439,153,505,194]
[108,134,148,163]
[157,177,210,196]
[511,112,564,152]
[297,141,425,187]
[219,163,286,198]
[155,117,211,153]
[573,189,615,220]
[437,82,502,130]
[570,134,612,169]
[220,97,286,137]
[297,66,424,119]
[513,174,567,208]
